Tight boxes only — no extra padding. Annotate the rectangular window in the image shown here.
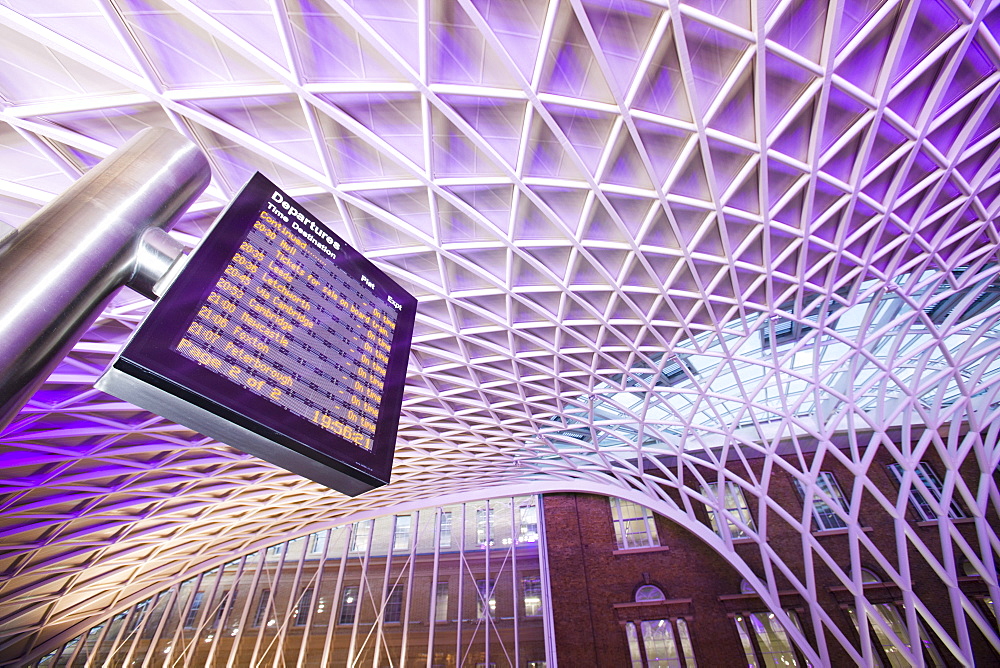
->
[888,462,966,522]
[338,586,359,625]
[794,471,849,530]
[435,582,449,622]
[609,498,660,549]
[265,543,283,559]
[704,482,755,539]
[734,611,798,667]
[625,618,698,667]
[212,590,231,627]
[848,603,944,667]
[476,579,496,618]
[676,618,697,666]
[125,598,151,634]
[307,531,325,555]
[522,576,542,617]
[439,511,452,548]
[183,591,204,629]
[350,519,372,552]
[140,592,168,639]
[393,515,411,552]
[252,588,270,627]
[518,503,539,543]
[476,507,495,547]
[626,622,644,668]
[641,619,682,666]
[384,585,404,623]
[295,588,313,626]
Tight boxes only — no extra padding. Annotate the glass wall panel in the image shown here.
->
[35,496,549,668]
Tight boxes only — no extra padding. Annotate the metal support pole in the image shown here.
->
[0,127,210,431]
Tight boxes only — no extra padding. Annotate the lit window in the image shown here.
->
[384,585,404,623]
[675,619,697,666]
[734,611,800,666]
[476,579,496,618]
[338,586,359,625]
[609,498,660,549]
[393,515,411,552]
[641,619,681,666]
[518,502,538,543]
[858,568,881,584]
[848,603,944,667]
[793,471,849,530]
[294,588,313,626]
[476,507,495,547]
[350,519,372,552]
[635,585,665,602]
[439,511,452,548]
[626,622,643,667]
[434,581,449,622]
[523,576,542,616]
[625,618,698,667]
[981,597,996,621]
[888,462,966,522]
[704,482,755,539]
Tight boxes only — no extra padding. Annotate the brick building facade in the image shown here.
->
[543,439,1000,667]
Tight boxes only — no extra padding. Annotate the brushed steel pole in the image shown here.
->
[0,127,211,431]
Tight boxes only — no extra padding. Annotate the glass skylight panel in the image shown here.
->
[523,274,1000,452]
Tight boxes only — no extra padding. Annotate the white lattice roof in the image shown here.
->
[2,0,1000,663]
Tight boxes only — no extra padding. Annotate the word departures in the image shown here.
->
[98,173,416,495]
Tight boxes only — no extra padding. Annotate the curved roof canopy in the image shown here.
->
[2,0,1000,662]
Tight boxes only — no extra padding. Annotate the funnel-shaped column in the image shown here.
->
[0,128,211,431]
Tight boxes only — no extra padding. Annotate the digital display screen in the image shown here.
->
[98,173,416,495]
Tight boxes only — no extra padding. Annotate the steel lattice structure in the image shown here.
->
[2,0,1000,664]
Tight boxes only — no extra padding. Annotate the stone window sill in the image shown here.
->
[613,545,671,556]
[917,517,975,527]
[812,526,873,536]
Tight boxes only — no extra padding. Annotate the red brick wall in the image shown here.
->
[544,492,748,667]
[542,443,1000,667]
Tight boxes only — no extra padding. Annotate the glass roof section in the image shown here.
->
[544,266,1000,456]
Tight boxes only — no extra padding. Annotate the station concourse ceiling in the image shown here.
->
[3,0,1000,662]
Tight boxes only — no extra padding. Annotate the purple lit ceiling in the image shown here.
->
[2,0,1000,664]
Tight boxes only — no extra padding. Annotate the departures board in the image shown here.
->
[97,173,416,495]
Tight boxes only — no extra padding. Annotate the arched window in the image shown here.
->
[845,567,946,667]
[732,579,808,667]
[635,584,665,603]
[625,618,696,667]
[857,568,881,584]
